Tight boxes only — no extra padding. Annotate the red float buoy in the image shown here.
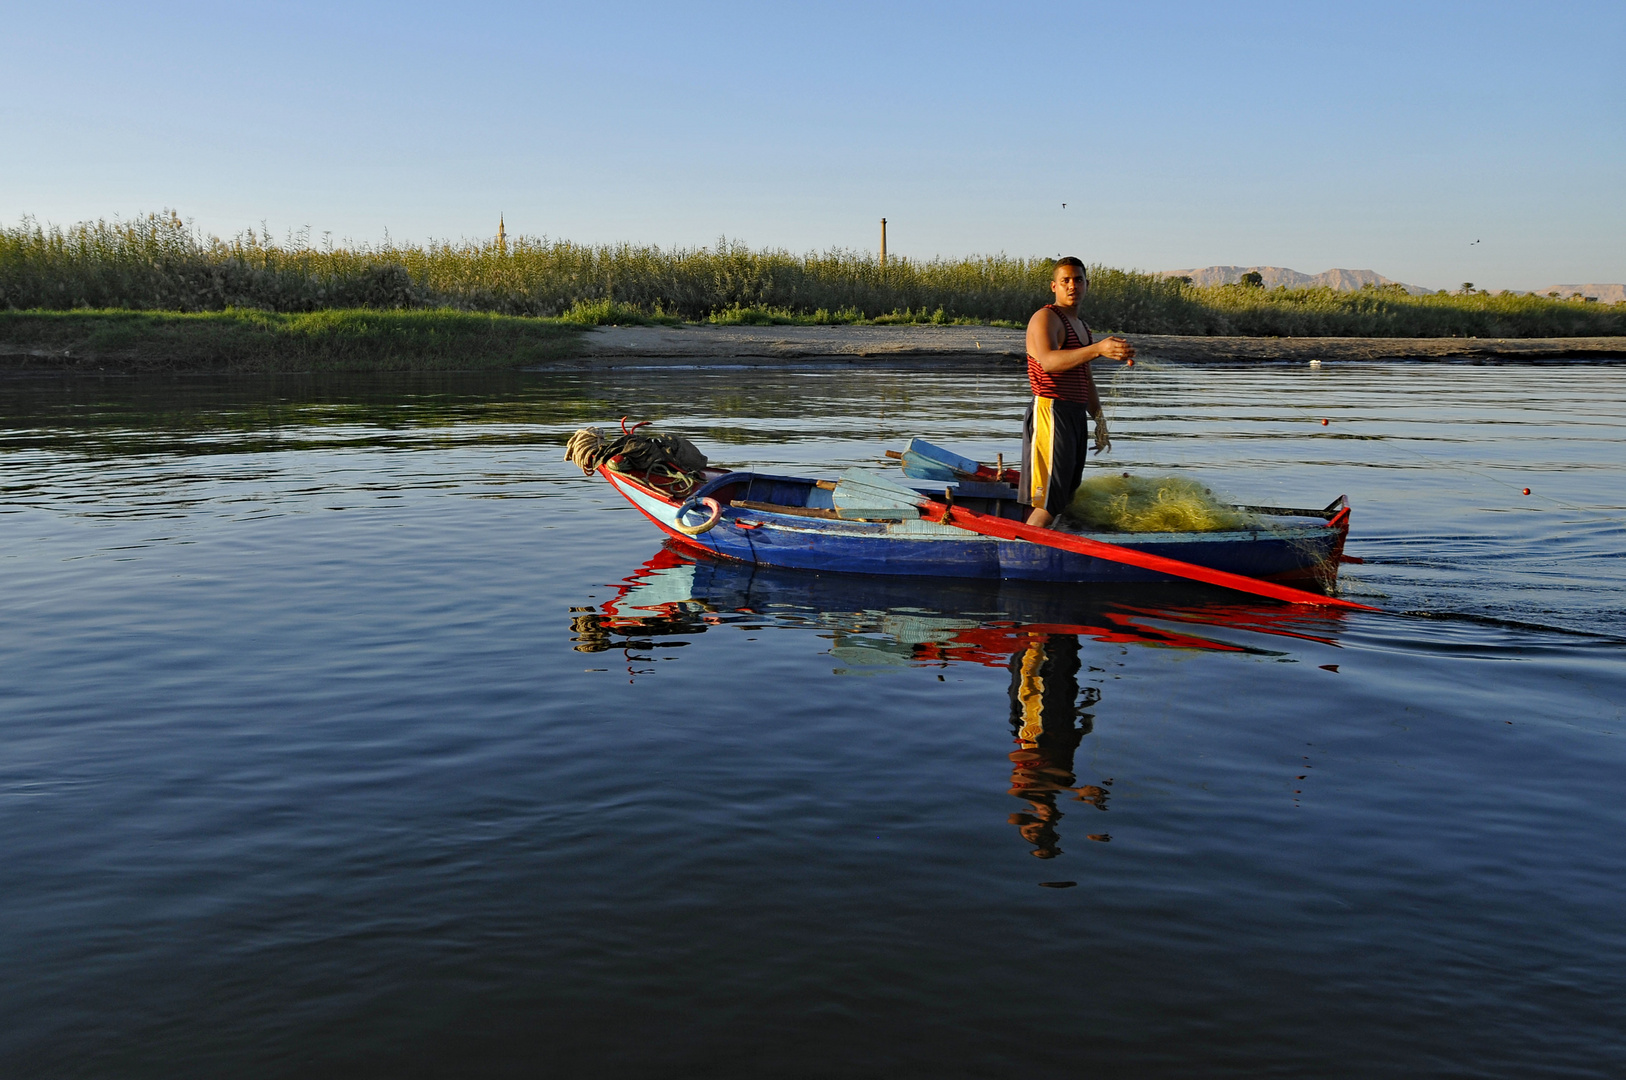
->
[1321,418,1329,426]
[1523,488,1531,495]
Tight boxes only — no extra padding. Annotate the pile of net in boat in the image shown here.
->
[1061,472,1260,533]
[564,426,709,494]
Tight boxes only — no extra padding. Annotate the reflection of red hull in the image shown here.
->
[911,618,1247,665]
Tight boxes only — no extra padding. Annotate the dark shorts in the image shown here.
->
[1019,396,1092,514]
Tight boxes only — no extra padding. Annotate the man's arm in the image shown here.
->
[1026,310,1134,418]
[1025,309,1135,376]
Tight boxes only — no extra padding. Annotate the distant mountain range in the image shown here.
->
[1531,284,1626,304]
[1158,266,1433,295]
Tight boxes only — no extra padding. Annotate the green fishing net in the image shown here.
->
[1063,472,1260,533]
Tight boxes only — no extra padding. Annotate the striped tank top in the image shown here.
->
[1027,304,1097,404]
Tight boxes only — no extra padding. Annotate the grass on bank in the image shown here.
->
[0,308,588,373]
[3,212,1624,340]
[705,303,1022,328]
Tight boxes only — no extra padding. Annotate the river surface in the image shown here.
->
[2,361,1623,1078]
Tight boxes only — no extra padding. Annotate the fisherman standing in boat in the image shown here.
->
[1021,258,1135,528]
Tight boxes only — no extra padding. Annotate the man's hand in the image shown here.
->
[1097,335,1135,362]
[1093,413,1112,455]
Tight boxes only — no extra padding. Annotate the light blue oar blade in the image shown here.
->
[904,438,983,476]
[898,450,959,481]
[833,469,930,511]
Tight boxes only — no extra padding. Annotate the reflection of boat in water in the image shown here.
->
[593,437,1351,591]
[573,547,1349,863]
[571,546,1347,666]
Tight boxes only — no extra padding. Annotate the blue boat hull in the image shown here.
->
[602,467,1348,587]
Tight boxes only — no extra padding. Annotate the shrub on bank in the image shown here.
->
[3,212,1622,337]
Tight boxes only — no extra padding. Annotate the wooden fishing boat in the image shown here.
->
[594,438,1355,599]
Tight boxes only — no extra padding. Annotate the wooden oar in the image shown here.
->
[919,496,1379,611]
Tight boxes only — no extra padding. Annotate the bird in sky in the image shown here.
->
[1061,203,1067,208]
[1470,239,1480,245]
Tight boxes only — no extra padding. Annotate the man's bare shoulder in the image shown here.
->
[1026,306,1061,332]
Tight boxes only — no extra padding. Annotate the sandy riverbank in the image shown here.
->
[3,312,1623,374]
[561,324,1626,367]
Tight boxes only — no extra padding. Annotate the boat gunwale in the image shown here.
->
[602,465,1346,547]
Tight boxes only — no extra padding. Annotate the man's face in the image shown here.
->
[1051,266,1088,305]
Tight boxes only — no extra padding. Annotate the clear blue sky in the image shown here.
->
[4,0,1621,291]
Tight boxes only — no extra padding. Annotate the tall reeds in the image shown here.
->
[3,212,1621,337]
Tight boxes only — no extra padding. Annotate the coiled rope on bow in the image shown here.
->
[564,421,709,496]
[564,426,611,474]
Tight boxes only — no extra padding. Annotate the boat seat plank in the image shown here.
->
[949,481,1019,499]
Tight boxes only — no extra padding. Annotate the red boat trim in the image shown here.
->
[921,497,1378,611]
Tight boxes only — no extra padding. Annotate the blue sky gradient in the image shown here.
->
[4,0,1621,290]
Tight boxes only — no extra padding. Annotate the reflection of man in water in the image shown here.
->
[1007,634,1107,858]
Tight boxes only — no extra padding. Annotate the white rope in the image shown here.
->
[564,427,608,474]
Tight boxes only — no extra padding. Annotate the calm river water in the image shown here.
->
[2,361,1623,1078]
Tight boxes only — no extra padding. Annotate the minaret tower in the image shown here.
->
[497,215,507,251]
